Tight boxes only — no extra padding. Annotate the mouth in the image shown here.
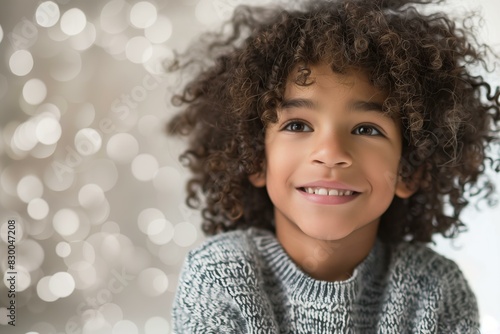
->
[298,187,360,196]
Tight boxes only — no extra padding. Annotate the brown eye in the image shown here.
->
[353,125,382,136]
[284,121,312,132]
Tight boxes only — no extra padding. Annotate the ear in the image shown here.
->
[395,165,424,199]
[248,171,266,188]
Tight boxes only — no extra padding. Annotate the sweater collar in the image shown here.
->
[252,227,385,304]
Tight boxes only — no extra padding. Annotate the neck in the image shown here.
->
[275,221,379,282]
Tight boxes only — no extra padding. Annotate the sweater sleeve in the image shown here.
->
[437,261,480,333]
[172,251,246,334]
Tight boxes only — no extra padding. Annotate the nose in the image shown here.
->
[311,131,353,168]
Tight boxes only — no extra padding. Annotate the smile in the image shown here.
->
[297,187,360,205]
[302,187,356,196]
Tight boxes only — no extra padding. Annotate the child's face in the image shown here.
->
[251,63,413,242]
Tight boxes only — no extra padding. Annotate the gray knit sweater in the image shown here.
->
[173,227,479,333]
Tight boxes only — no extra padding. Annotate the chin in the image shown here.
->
[300,223,358,242]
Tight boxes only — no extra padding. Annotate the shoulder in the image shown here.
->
[188,227,266,262]
[386,241,478,305]
[173,228,272,332]
[181,227,270,281]
[384,241,479,329]
[388,241,478,316]
[389,242,466,280]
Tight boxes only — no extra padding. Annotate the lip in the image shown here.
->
[296,180,361,205]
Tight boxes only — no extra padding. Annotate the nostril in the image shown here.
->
[313,159,351,168]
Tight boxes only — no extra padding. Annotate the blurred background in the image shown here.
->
[0,0,498,333]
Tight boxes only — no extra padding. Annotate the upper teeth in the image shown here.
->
[304,188,354,196]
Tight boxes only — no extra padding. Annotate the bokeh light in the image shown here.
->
[31,143,57,159]
[98,233,122,262]
[173,222,198,247]
[75,103,96,127]
[100,33,128,56]
[27,198,50,220]
[69,22,97,51]
[138,208,165,234]
[101,221,120,234]
[147,218,174,245]
[53,208,80,236]
[100,0,129,34]
[69,263,97,289]
[17,239,45,272]
[153,166,183,193]
[9,50,34,76]
[106,133,139,164]
[23,78,47,105]
[137,115,161,136]
[144,316,170,334]
[130,2,157,29]
[3,267,31,292]
[37,276,59,302]
[43,160,76,192]
[131,154,159,181]
[37,103,62,120]
[138,267,169,296]
[35,116,62,145]
[17,174,44,203]
[36,1,60,28]
[145,16,173,44]
[56,241,71,258]
[12,119,38,151]
[195,0,220,26]
[27,217,54,240]
[125,36,153,64]
[48,23,69,42]
[82,311,113,334]
[78,184,106,208]
[75,128,102,156]
[60,8,87,36]
[49,272,76,298]
[112,320,139,334]
[100,303,123,326]
[63,240,96,269]
[29,322,57,334]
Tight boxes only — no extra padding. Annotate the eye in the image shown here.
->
[283,121,313,132]
[353,125,383,136]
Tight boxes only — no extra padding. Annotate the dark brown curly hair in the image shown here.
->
[167,0,500,243]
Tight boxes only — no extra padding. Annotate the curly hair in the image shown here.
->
[167,0,500,243]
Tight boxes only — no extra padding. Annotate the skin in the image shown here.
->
[250,63,416,281]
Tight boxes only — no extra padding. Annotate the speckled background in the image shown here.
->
[0,0,498,333]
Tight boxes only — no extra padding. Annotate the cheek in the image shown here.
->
[265,147,290,182]
[264,139,299,193]
[361,147,401,190]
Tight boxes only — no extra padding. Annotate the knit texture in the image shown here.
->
[172,228,479,333]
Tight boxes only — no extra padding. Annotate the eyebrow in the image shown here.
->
[280,98,385,114]
[280,98,317,110]
[350,100,384,113]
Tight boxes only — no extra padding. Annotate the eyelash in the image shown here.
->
[282,120,384,137]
